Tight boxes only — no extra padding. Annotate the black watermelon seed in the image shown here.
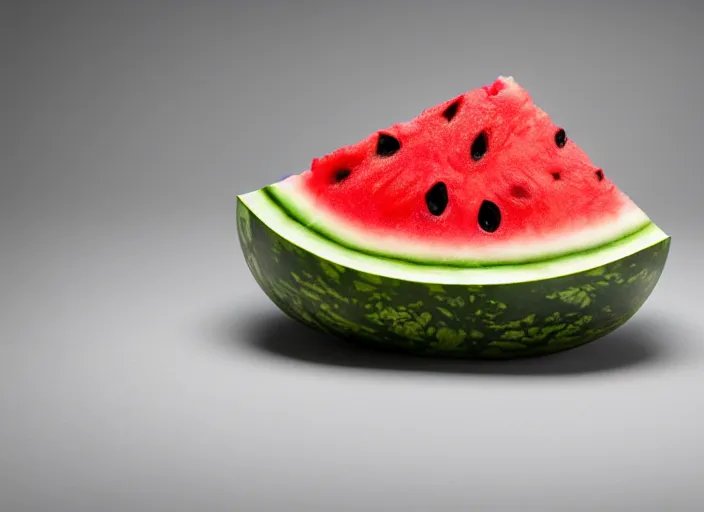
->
[471,131,488,161]
[376,133,401,156]
[555,128,566,148]
[552,171,561,180]
[425,182,448,216]
[442,100,460,122]
[478,200,501,233]
[595,169,604,181]
[334,168,351,183]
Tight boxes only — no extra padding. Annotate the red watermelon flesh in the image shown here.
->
[270,76,649,264]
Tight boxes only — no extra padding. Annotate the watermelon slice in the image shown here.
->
[237,76,670,359]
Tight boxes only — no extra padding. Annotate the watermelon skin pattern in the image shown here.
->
[238,200,670,359]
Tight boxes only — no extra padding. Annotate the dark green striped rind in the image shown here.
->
[237,198,670,359]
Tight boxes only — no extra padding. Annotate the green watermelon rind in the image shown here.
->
[237,194,670,359]
[265,181,654,268]
[242,188,668,286]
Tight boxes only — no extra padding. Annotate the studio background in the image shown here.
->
[3,1,704,510]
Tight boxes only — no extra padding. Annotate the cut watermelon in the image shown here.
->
[237,76,670,359]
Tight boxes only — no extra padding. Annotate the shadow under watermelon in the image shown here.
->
[229,308,684,377]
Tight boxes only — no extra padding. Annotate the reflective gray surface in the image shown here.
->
[3,1,704,510]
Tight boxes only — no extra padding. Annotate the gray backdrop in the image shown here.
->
[3,0,704,510]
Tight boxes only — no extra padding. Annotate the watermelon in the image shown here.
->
[237,76,670,359]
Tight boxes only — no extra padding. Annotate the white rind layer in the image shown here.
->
[269,176,653,265]
[239,188,669,286]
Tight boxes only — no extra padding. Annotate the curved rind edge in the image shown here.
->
[238,189,670,286]
[237,196,671,359]
[265,180,655,267]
